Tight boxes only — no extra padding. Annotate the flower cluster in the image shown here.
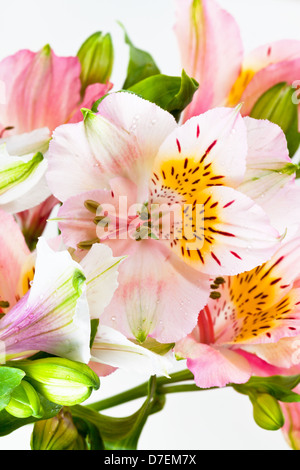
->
[1,0,300,451]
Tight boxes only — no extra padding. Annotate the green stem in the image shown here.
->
[88,369,196,412]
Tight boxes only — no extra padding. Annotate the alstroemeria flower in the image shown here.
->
[175,0,300,122]
[47,92,280,344]
[175,235,300,388]
[0,44,112,215]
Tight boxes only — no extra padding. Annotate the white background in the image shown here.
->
[1,0,299,450]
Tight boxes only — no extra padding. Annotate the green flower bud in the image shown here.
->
[5,380,42,419]
[77,32,113,93]
[251,393,285,431]
[250,82,300,157]
[15,358,100,406]
[31,408,86,450]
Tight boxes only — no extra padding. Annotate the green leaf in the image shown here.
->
[250,82,300,158]
[0,367,25,411]
[120,23,160,89]
[128,70,199,121]
[77,32,114,94]
[233,374,300,403]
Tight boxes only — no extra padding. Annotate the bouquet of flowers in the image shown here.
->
[1,0,300,451]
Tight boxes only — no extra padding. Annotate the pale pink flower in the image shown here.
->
[47,92,282,344]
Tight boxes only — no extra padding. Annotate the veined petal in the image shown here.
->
[100,240,211,343]
[174,0,243,120]
[0,210,30,310]
[47,92,177,202]
[0,238,91,363]
[0,145,51,213]
[84,92,177,195]
[80,243,124,319]
[0,47,82,133]
[239,117,292,202]
[91,325,174,376]
[175,337,251,388]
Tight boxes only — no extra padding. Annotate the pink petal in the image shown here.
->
[0,210,30,309]
[174,0,243,120]
[241,58,300,116]
[175,336,251,388]
[151,107,247,191]
[0,47,82,133]
[68,82,113,123]
[47,92,177,201]
[100,240,211,343]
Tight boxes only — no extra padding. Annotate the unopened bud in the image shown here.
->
[251,393,284,431]
[77,32,113,93]
[15,358,100,406]
[5,380,42,419]
[31,408,86,450]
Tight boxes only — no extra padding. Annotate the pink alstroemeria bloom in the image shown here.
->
[47,92,283,345]
[0,44,112,218]
[175,234,300,388]
[175,0,300,122]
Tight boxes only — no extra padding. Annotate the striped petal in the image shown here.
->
[80,243,124,319]
[0,238,91,363]
[0,47,82,134]
[174,0,243,120]
[0,143,50,213]
[209,236,300,346]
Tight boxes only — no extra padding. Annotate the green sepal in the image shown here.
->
[120,23,160,89]
[90,319,99,349]
[128,70,199,121]
[232,374,300,403]
[250,82,300,157]
[77,32,113,94]
[131,337,174,355]
[0,366,25,411]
